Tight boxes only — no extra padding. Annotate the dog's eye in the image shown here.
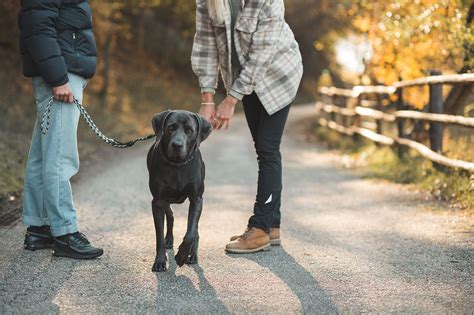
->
[168,125,177,132]
[185,127,193,134]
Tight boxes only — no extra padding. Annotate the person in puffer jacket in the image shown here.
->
[19,0,103,259]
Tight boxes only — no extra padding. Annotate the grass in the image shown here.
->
[306,119,474,211]
[0,133,29,195]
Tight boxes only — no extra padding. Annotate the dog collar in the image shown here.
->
[158,143,197,167]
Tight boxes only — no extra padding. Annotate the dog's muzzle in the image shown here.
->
[168,140,187,160]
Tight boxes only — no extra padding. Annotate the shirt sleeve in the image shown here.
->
[191,0,220,93]
[201,87,217,95]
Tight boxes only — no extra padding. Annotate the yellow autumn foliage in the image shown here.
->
[350,0,472,108]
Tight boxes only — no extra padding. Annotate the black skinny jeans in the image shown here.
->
[243,92,291,232]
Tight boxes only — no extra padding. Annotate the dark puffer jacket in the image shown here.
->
[19,0,97,87]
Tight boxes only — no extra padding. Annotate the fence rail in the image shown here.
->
[316,72,474,172]
[319,73,474,97]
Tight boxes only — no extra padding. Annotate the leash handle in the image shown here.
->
[41,96,155,148]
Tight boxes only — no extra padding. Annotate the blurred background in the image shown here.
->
[0,0,473,215]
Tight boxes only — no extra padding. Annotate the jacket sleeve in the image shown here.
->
[230,0,284,98]
[191,0,219,94]
[21,0,69,87]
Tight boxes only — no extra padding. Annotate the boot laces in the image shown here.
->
[72,232,90,245]
[241,228,254,240]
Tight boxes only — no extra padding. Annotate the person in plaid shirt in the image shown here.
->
[192,0,303,253]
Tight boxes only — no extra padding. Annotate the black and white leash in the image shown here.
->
[40,96,155,148]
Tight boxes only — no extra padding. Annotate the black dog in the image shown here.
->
[147,110,212,272]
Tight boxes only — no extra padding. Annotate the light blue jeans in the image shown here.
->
[23,73,87,237]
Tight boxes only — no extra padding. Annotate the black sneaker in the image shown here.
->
[24,226,54,251]
[53,232,103,259]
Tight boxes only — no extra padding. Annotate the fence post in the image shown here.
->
[375,94,383,147]
[343,96,349,128]
[396,86,407,157]
[428,70,444,170]
[353,96,361,143]
[330,95,336,123]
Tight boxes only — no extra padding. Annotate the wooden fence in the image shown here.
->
[316,72,474,172]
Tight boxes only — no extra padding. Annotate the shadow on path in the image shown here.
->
[0,247,78,313]
[153,249,229,313]
[229,247,338,314]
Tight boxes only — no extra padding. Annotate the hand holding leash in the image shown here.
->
[52,83,74,103]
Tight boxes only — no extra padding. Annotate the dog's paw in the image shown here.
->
[174,252,187,267]
[152,255,168,272]
[186,253,198,265]
[152,260,168,272]
[175,244,192,267]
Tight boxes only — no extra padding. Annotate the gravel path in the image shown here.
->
[1,105,472,314]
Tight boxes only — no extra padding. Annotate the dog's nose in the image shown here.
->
[172,140,184,149]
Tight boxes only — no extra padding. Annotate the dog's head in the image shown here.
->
[152,110,212,162]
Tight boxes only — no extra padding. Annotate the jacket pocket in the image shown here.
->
[235,17,258,57]
[75,30,97,56]
[235,16,258,34]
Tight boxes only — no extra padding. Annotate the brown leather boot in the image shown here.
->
[269,228,281,246]
[230,227,281,246]
[229,228,250,242]
[225,227,271,253]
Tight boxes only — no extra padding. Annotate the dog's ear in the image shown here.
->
[199,116,212,143]
[193,114,212,147]
[152,110,172,141]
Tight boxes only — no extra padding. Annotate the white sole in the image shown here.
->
[225,243,271,254]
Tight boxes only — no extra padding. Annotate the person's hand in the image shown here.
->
[52,83,74,103]
[199,104,216,124]
[214,95,238,130]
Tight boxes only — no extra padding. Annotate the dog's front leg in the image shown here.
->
[188,231,199,265]
[164,205,174,249]
[175,197,202,267]
[152,199,168,272]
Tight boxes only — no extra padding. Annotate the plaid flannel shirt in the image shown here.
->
[191,0,303,115]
